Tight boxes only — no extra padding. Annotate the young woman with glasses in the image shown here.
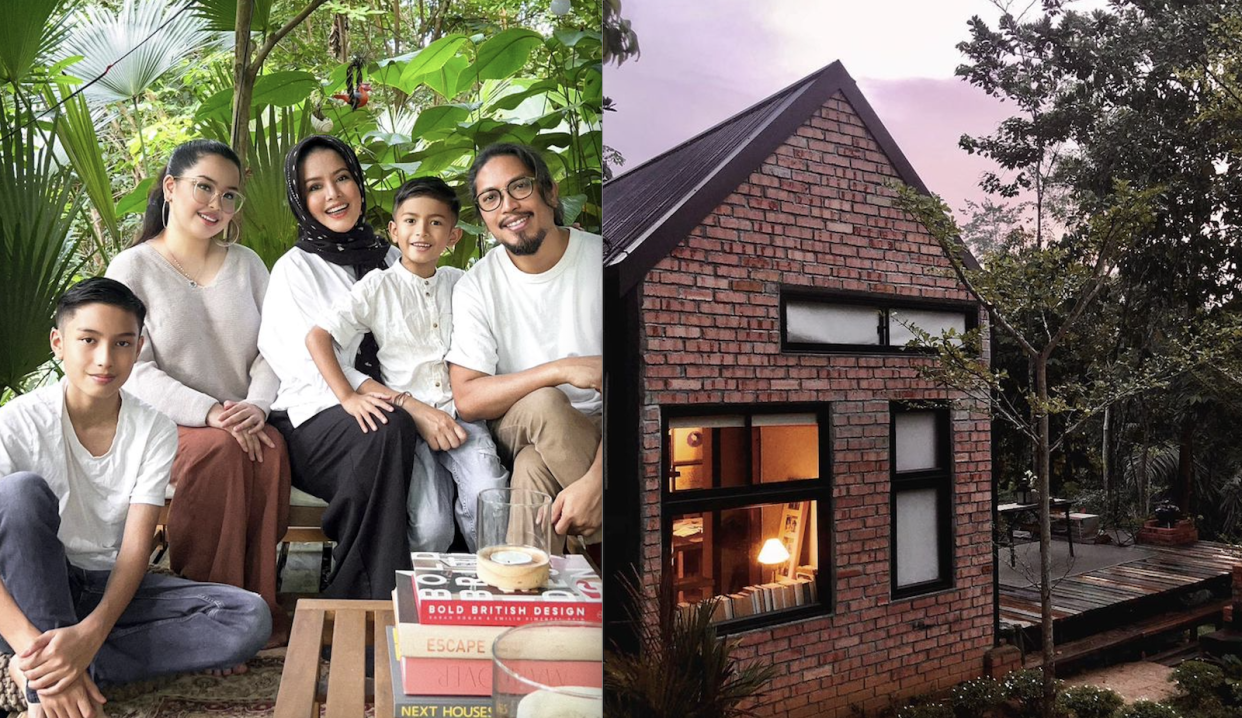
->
[105,139,292,651]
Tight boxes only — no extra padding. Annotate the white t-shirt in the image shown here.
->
[316,262,462,414]
[259,246,401,427]
[445,228,603,416]
[0,381,177,570]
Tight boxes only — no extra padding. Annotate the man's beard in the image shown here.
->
[503,227,547,256]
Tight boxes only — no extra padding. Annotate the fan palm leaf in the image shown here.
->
[60,0,210,104]
[0,110,86,394]
[191,0,272,35]
[45,84,122,255]
[240,102,311,268]
[0,0,75,86]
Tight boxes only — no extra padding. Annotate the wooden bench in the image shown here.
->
[274,599,395,718]
[153,485,334,591]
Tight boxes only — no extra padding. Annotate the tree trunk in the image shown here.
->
[1177,418,1193,514]
[1037,356,1056,718]
[231,0,256,167]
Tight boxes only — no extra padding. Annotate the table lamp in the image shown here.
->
[758,538,791,583]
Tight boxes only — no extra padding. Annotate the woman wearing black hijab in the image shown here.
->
[258,135,418,599]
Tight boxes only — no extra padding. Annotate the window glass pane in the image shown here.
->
[669,416,820,491]
[670,500,820,622]
[895,488,941,587]
[786,301,880,345]
[757,422,819,483]
[894,412,939,472]
[889,308,968,347]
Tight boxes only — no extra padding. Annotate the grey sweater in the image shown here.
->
[105,242,280,426]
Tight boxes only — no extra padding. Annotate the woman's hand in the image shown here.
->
[216,401,267,435]
[208,402,276,461]
[341,392,395,434]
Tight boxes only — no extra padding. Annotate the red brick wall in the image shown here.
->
[637,91,994,717]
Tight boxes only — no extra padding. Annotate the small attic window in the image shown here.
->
[780,290,975,353]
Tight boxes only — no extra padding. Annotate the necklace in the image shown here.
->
[163,244,200,288]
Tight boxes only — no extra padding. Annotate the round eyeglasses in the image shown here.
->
[475,176,537,213]
[173,177,245,213]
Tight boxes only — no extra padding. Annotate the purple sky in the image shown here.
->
[604,1,1099,217]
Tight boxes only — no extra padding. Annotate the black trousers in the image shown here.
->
[270,406,419,599]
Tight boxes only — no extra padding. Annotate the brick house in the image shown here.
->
[602,61,1008,716]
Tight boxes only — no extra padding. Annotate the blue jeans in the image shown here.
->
[0,472,271,704]
[407,420,509,553]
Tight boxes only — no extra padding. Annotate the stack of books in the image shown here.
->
[679,565,820,621]
[387,552,603,717]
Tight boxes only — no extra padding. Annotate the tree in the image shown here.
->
[932,1,1242,712]
[223,0,330,167]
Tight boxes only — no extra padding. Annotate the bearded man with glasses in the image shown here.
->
[446,143,603,553]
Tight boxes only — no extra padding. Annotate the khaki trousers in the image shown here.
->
[489,387,602,552]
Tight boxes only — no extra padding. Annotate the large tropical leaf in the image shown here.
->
[61,0,210,104]
[190,0,272,34]
[0,110,86,394]
[469,28,542,82]
[241,102,312,268]
[0,0,74,86]
[195,70,316,122]
[46,84,121,254]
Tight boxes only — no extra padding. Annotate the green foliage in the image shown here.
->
[604,573,775,718]
[61,0,210,104]
[1058,685,1124,718]
[1003,669,1064,718]
[1117,701,1180,718]
[237,102,312,267]
[47,84,122,253]
[950,678,1006,718]
[0,110,87,394]
[0,0,74,87]
[1171,660,1226,710]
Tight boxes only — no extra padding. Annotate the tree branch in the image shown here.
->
[251,0,330,74]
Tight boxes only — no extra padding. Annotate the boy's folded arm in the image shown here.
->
[20,503,160,695]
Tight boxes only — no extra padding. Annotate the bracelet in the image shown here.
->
[395,391,411,408]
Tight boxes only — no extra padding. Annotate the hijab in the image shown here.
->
[284,135,389,382]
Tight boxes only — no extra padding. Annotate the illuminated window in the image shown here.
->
[663,406,829,629]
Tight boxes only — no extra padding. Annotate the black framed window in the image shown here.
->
[662,405,831,631]
[890,404,954,598]
[781,289,976,353]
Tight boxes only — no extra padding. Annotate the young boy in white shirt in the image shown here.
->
[307,178,509,552]
[0,278,270,718]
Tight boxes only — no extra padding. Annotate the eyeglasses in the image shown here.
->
[475,176,537,213]
[173,177,245,212]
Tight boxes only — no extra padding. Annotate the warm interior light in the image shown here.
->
[758,538,791,566]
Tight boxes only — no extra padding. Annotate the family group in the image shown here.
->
[0,136,603,718]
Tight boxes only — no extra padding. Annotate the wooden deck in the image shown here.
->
[999,540,1239,646]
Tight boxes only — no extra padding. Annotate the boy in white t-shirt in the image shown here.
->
[306,177,508,552]
[0,278,270,718]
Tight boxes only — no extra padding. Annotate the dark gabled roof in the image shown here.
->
[604,60,979,296]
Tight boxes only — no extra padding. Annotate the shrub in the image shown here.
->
[1058,685,1124,718]
[1117,701,1180,718]
[1004,669,1065,718]
[951,677,1006,718]
[897,702,955,718]
[1171,660,1226,709]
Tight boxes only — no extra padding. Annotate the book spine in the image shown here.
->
[394,700,492,718]
[395,624,508,660]
[401,656,492,696]
[416,599,603,626]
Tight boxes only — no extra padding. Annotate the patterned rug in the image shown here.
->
[4,650,350,718]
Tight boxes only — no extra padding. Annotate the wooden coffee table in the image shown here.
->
[274,599,395,718]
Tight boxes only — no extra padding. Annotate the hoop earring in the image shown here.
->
[162,199,170,227]
[215,218,240,247]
